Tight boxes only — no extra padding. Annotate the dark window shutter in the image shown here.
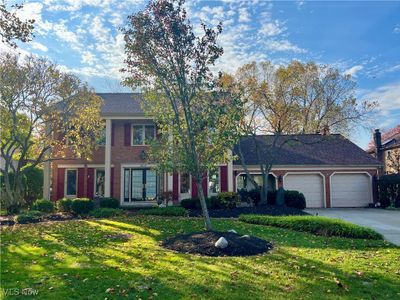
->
[220,166,228,192]
[124,123,131,146]
[56,168,65,200]
[87,168,94,199]
[77,168,85,198]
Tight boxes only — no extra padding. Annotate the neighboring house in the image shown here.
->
[44,93,381,208]
[367,125,400,174]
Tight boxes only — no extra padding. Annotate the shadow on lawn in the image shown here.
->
[1,217,399,299]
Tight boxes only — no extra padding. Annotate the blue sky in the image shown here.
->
[3,0,400,149]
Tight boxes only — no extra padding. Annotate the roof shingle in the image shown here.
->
[98,93,144,116]
[233,134,380,166]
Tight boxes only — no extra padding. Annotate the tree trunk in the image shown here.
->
[259,172,269,206]
[196,176,212,231]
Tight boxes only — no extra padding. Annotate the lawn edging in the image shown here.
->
[239,214,383,240]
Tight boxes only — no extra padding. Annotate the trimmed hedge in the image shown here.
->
[240,189,306,209]
[89,208,123,218]
[181,193,240,210]
[71,198,94,215]
[378,174,400,208]
[138,206,187,216]
[57,198,73,212]
[99,197,120,209]
[217,192,240,209]
[239,215,383,240]
[15,210,42,224]
[32,199,54,213]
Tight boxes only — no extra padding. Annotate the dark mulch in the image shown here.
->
[162,231,273,257]
[188,205,308,218]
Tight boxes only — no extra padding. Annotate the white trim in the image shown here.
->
[233,165,380,171]
[104,119,112,197]
[131,124,156,146]
[57,164,114,168]
[283,172,326,208]
[64,168,78,198]
[329,171,373,208]
[120,163,157,168]
[234,172,278,192]
[102,116,152,120]
[227,150,234,192]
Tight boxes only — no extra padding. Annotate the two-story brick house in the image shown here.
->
[44,93,381,208]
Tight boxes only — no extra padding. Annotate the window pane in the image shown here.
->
[124,169,130,202]
[97,126,106,145]
[145,170,157,200]
[180,173,190,194]
[132,126,143,145]
[237,174,246,191]
[95,169,105,197]
[144,125,155,144]
[131,170,143,200]
[209,170,220,194]
[66,170,77,196]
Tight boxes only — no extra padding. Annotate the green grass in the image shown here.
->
[1,216,399,299]
[137,206,187,216]
[239,215,383,240]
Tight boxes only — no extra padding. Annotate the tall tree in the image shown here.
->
[0,54,103,212]
[226,61,376,205]
[122,0,242,230]
[0,1,34,48]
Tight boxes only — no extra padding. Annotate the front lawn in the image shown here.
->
[1,216,399,299]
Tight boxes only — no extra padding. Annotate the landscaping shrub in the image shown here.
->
[180,198,198,209]
[378,174,400,208]
[239,215,383,240]
[71,198,94,215]
[138,206,187,216]
[15,210,42,224]
[99,197,120,209]
[23,167,43,206]
[217,192,240,209]
[88,208,123,218]
[57,198,73,212]
[284,190,306,209]
[31,199,54,213]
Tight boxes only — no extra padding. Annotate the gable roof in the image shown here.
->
[98,93,144,116]
[367,125,400,152]
[234,134,380,167]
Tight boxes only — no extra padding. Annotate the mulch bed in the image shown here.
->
[162,231,273,257]
[0,213,79,227]
[188,205,308,218]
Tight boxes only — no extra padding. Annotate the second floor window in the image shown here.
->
[132,125,155,145]
[97,126,106,145]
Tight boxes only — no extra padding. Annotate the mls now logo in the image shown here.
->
[2,288,39,296]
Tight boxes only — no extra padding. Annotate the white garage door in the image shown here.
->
[284,174,324,208]
[331,173,371,207]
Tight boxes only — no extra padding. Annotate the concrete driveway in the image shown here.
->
[304,208,400,246]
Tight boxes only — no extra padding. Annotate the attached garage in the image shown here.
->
[331,173,372,207]
[284,174,325,208]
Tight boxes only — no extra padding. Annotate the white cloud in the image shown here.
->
[264,39,306,53]
[52,21,80,45]
[81,50,96,65]
[16,2,53,34]
[259,21,285,37]
[344,65,364,77]
[363,81,400,112]
[30,41,48,52]
[238,7,250,22]
[89,16,111,43]
[394,24,400,34]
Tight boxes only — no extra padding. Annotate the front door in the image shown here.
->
[124,168,157,202]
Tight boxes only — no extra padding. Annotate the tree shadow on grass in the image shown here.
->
[1,216,399,299]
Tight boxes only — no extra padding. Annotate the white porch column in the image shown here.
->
[227,150,233,192]
[42,161,51,200]
[104,119,112,197]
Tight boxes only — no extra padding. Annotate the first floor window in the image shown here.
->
[209,170,220,194]
[237,174,276,191]
[95,169,105,197]
[66,169,77,196]
[180,173,190,194]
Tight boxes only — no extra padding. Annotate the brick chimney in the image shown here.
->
[374,129,385,174]
[321,125,330,136]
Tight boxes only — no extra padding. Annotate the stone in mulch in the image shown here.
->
[162,231,273,257]
[188,205,308,218]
